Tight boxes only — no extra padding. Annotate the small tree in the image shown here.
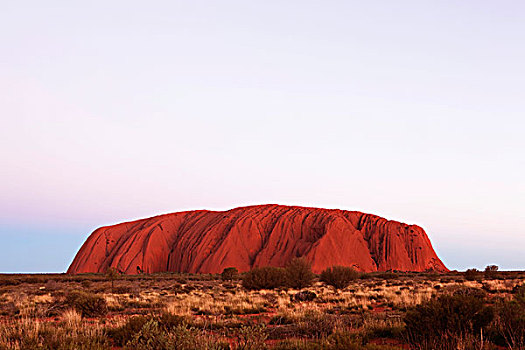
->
[285,257,315,289]
[484,265,499,279]
[221,267,239,281]
[106,267,120,292]
[320,266,360,290]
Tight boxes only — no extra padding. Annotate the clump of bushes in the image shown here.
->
[320,266,360,290]
[108,313,188,347]
[491,284,525,349]
[224,305,267,315]
[125,320,211,350]
[64,290,108,317]
[233,324,268,350]
[0,277,20,286]
[464,268,480,281]
[272,332,394,350]
[0,317,111,349]
[292,310,338,339]
[242,258,315,290]
[241,262,361,291]
[404,288,494,349]
[242,266,287,290]
[113,285,134,294]
[370,272,399,280]
[109,314,230,350]
[109,315,150,346]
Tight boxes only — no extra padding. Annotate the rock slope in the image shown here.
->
[67,204,447,274]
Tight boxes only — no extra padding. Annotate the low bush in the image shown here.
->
[464,268,480,281]
[158,312,187,330]
[373,272,399,280]
[242,266,287,290]
[491,284,525,348]
[221,267,239,281]
[404,289,494,349]
[45,279,58,291]
[109,313,190,347]
[0,319,112,350]
[273,334,401,350]
[293,290,317,302]
[124,319,178,350]
[64,290,107,317]
[109,315,150,346]
[234,324,268,350]
[295,310,337,338]
[326,331,401,350]
[285,258,315,289]
[0,278,20,287]
[113,285,134,294]
[364,322,404,340]
[320,266,360,290]
[126,320,229,350]
[224,305,267,315]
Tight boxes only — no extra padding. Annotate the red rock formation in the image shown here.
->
[67,204,447,274]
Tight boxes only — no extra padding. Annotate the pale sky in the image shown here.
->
[1,1,524,272]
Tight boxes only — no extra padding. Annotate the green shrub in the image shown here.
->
[221,267,239,281]
[320,266,360,290]
[404,289,494,348]
[242,266,287,290]
[285,258,315,289]
[64,290,107,317]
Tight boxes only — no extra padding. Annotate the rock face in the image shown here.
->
[68,204,447,274]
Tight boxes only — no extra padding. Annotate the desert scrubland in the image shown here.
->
[0,265,524,350]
